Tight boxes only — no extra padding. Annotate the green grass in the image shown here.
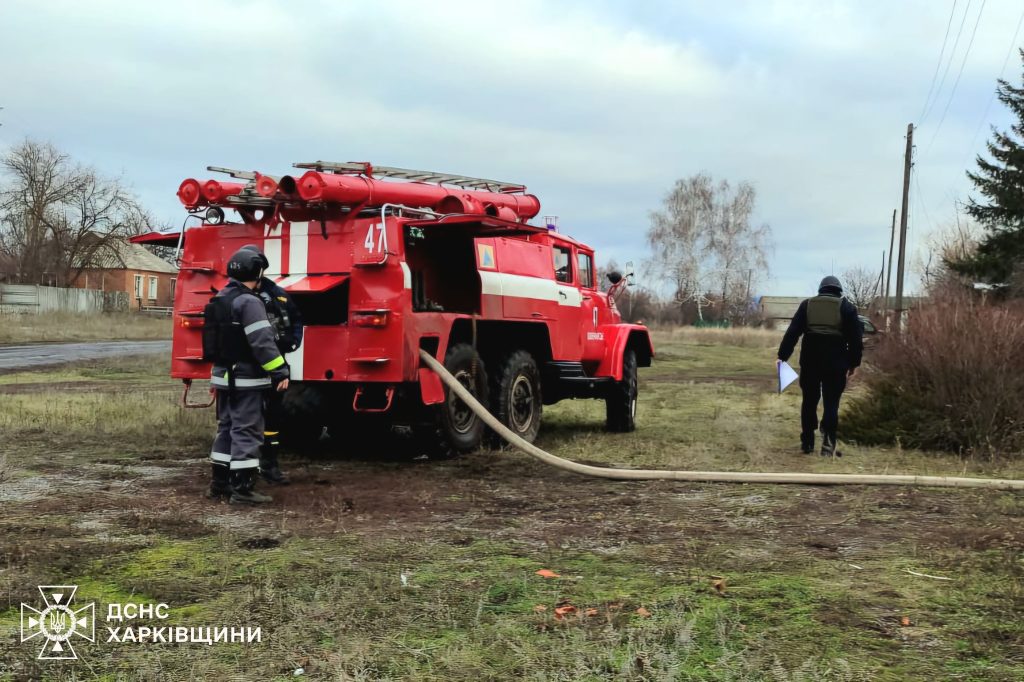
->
[0,355,172,385]
[0,311,170,344]
[1,332,1022,680]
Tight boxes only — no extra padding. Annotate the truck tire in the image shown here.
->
[432,343,489,454]
[492,350,542,444]
[605,349,638,432]
[280,382,330,452]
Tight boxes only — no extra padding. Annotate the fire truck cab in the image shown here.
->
[135,162,653,454]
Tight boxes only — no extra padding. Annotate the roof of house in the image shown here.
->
[91,242,178,274]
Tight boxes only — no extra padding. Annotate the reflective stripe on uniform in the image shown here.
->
[262,355,285,371]
[210,374,272,388]
[244,319,272,335]
[210,451,232,464]
[230,458,261,470]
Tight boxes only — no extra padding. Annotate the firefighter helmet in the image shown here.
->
[227,247,266,281]
[239,244,270,269]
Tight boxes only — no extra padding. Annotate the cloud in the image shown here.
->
[1,0,1020,295]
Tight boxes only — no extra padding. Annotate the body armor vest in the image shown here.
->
[201,285,257,365]
[805,295,843,336]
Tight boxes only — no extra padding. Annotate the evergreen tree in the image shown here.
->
[958,49,1024,289]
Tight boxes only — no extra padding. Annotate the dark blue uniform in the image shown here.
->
[778,281,863,455]
[256,277,303,483]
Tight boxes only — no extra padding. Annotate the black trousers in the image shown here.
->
[262,389,285,459]
[799,365,847,439]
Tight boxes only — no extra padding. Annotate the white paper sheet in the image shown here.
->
[778,361,799,393]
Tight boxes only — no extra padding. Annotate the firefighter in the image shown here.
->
[207,247,290,504]
[238,244,303,485]
[776,275,863,457]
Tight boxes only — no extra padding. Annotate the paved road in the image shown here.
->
[0,340,171,371]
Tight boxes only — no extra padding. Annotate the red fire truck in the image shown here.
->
[134,162,653,454]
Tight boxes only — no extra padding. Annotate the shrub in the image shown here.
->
[843,298,1024,459]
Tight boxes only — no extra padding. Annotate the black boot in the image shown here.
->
[229,469,273,504]
[207,463,230,499]
[820,431,842,458]
[260,435,290,485]
[800,432,815,454]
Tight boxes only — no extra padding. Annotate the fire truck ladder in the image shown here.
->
[293,161,528,194]
[206,166,276,208]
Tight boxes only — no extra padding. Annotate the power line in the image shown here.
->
[919,0,960,124]
[921,0,973,125]
[926,0,988,152]
[961,6,1024,168]
[913,166,937,234]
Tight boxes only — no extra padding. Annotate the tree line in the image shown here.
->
[598,174,776,326]
[0,140,155,287]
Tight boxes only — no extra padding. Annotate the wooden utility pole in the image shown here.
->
[884,208,896,327]
[878,250,886,301]
[894,124,913,332]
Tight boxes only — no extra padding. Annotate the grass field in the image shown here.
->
[1,331,1022,680]
[0,311,171,344]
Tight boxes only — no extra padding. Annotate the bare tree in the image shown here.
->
[646,173,772,324]
[646,174,711,313]
[0,139,150,286]
[840,266,879,311]
[918,216,981,296]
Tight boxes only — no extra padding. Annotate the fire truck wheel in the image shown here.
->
[436,343,489,454]
[280,383,329,452]
[493,350,542,444]
[605,349,638,432]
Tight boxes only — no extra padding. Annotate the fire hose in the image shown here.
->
[419,350,1024,491]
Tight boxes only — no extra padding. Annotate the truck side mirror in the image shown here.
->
[607,271,623,284]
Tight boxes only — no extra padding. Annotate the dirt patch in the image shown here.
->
[119,509,214,539]
[8,440,1022,580]
[239,537,281,550]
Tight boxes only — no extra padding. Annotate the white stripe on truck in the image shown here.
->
[263,235,282,276]
[478,271,581,307]
[285,339,304,381]
[289,222,309,276]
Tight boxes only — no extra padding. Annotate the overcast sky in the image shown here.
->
[2,0,1022,295]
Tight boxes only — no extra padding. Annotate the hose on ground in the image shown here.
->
[419,350,1024,491]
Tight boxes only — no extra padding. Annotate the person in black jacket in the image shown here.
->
[207,248,290,504]
[777,275,863,456]
[239,245,304,484]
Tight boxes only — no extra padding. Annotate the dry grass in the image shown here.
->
[652,325,780,349]
[0,311,171,344]
[844,300,1024,459]
[1,334,1023,680]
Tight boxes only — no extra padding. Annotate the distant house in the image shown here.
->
[759,294,930,329]
[759,296,803,328]
[70,241,178,310]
